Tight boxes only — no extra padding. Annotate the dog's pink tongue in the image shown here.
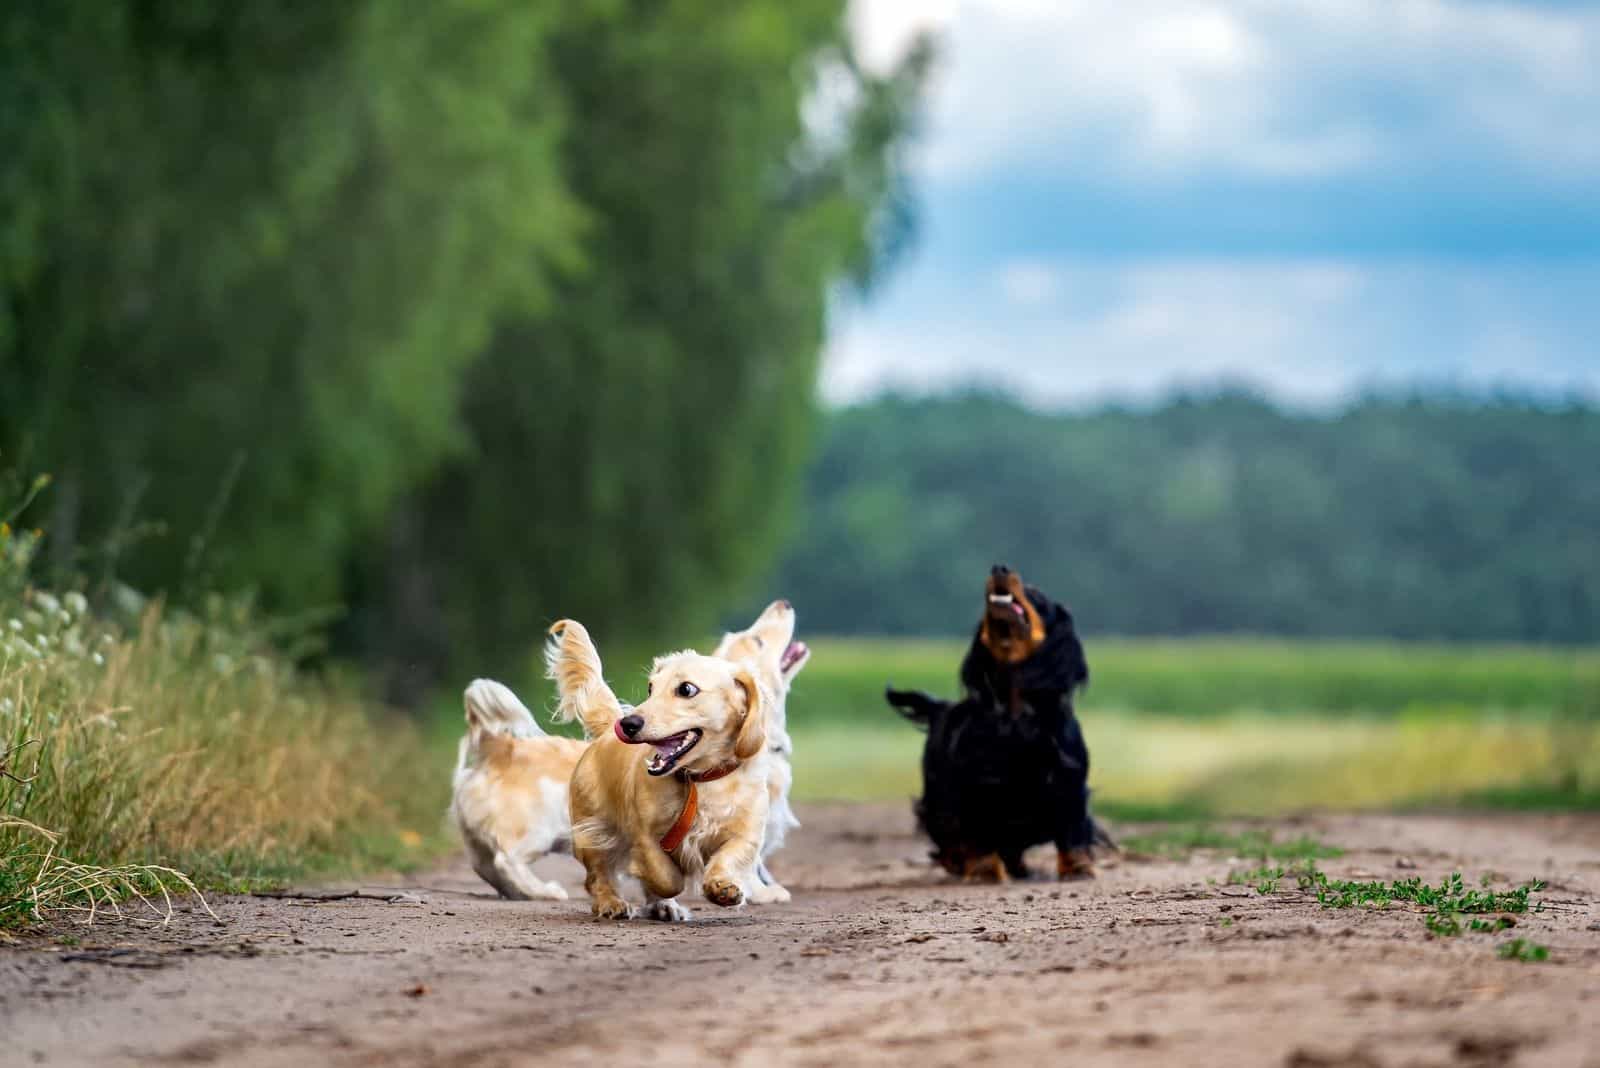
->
[652,734,683,756]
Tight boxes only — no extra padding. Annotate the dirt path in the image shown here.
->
[4,806,1599,1067]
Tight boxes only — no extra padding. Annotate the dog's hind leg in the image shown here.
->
[576,841,634,920]
[491,850,568,901]
[643,894,693,922]
[1052,785,1098,880]
[748,860,791,904]
[1000,849,1030,880]
[1052,715,1099,879]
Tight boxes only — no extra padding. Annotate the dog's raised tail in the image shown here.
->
[545,620,623,740]
[463,678,544,743]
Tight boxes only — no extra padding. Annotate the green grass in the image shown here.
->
[1305,870,1542,916]
[778,636,1599,814]
[1497,938,1550,962]
[791,636,1600,725]
[1238,864,1546,946]
[1122,825,1343,862]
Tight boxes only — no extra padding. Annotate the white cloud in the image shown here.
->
[820,258,1600,407]
[995,260,1064,306]
[851,0,1600,181]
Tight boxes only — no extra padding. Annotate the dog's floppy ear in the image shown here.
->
[732,667,768,761]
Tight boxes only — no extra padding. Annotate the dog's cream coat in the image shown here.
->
[553,621,771,921]
[450,679,587,900]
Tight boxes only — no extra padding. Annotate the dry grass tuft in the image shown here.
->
[1,587,449,932]
[0,816,215,936]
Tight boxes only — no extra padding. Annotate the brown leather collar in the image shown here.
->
[681,761,739,785]
[658,761,740,854]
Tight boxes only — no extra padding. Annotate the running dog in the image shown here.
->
[553,621,773,920]
[712,598,810,903]
[450,679,587,900]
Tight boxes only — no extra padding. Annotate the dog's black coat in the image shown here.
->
[886,584,1102,876]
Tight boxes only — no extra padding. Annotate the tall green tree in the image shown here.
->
[348,1,930,679]
[1,2,580,603]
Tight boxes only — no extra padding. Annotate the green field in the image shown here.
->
[781,638,1600,816]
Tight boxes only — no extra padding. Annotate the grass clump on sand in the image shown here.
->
[1497,938,1550,962]
[1240,862,1545,948]
[1,521,448,933]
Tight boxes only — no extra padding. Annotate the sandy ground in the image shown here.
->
[4,805,1599,1067]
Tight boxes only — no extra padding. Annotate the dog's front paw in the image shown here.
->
[592,894,635,920]
[961,853,1009,883]
[1057,847,1097,880]
[702,876,744,907]
[645,898,693,922]
[748,881,791,905]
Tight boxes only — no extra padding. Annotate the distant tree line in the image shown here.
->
[1,2,928,688]
[764,391,1600,642]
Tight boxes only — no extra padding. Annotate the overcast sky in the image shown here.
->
[823,0,1600,407]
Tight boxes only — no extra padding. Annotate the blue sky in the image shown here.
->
[824,0,1600,407]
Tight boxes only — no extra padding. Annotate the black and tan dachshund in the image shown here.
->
[886,565,1111,880]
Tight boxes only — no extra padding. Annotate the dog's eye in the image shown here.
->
[646,682,653,696]
[675,682,699,699]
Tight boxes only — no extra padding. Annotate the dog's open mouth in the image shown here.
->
[644,729,702,776]
[780,640,809,673]
[987,592,1027,623]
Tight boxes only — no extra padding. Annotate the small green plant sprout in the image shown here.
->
[1497,939,1549,963]
[1227,859,1324,895]
[1425,912,1462,937]
[1297,869,1542,939]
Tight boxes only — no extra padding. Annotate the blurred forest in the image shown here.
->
[5,4,1595,688]
[0,2,928,688]
[767,391,1600,642]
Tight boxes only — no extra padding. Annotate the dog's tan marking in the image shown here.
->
[978,569,1048,665]
[962,852,1009,883]
[1058,846,1097,880]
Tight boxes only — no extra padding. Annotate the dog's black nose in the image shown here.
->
[618,714,645,738]
[991,564,1010,579]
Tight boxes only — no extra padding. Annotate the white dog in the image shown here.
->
[711,599,810,903]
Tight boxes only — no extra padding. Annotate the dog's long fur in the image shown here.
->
[451,612,806,905]
[886,565,1109,881]
[711,599,810,903]
[555,621,772,921]
[450,679,588,900]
